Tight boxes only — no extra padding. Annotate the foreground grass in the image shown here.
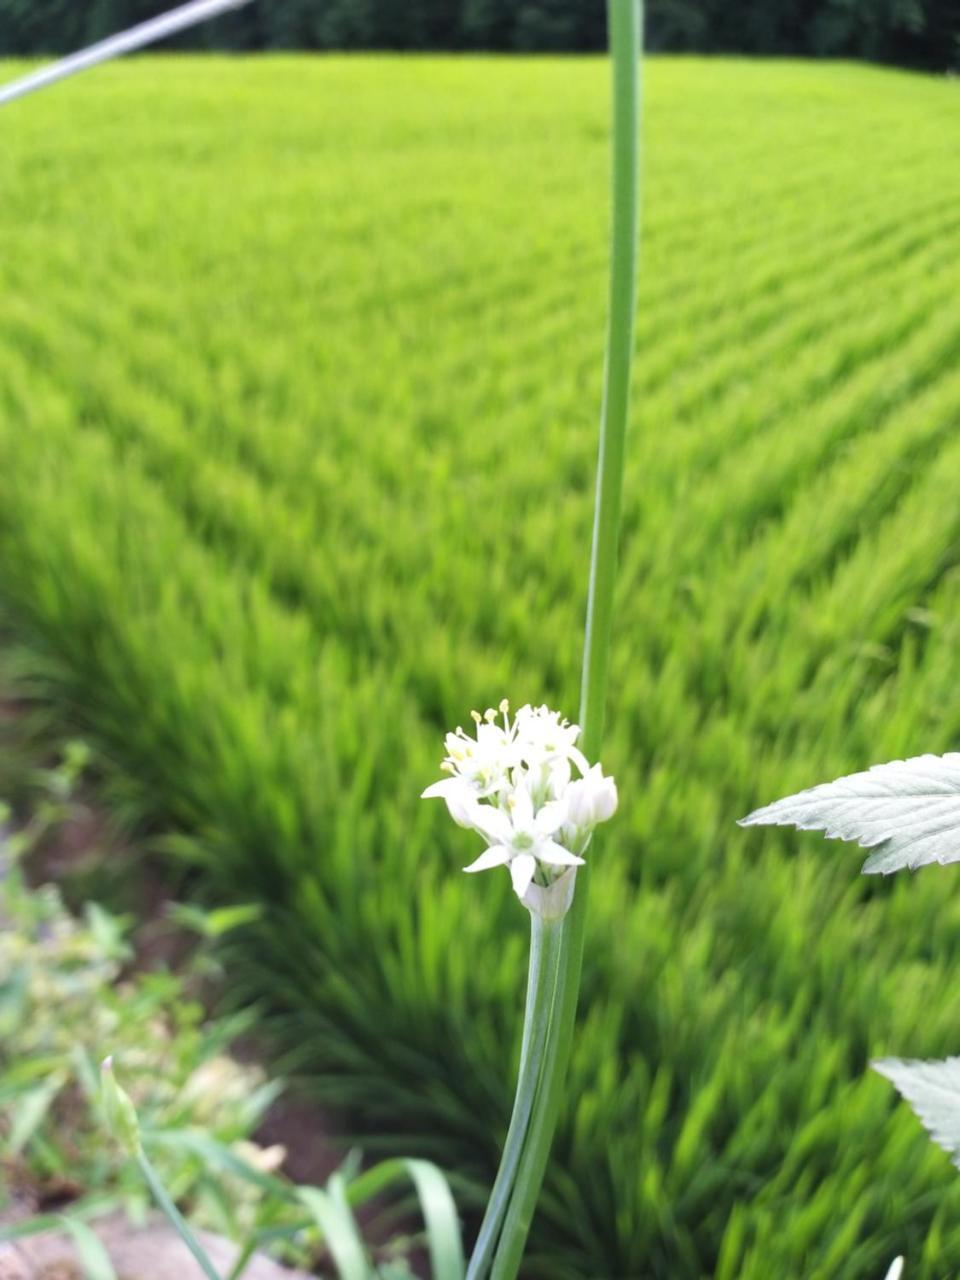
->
[2,54,960,1277]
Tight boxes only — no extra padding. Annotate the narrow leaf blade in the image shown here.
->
[298,1185,369,1280]
[7,1075,64,1154]
[403,1159,464,1280]
[61,1216,118,1280]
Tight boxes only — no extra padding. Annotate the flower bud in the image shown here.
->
[565,764,618,830]
[101,1056,142,1157]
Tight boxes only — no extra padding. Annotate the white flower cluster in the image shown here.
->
[422,701,617,918]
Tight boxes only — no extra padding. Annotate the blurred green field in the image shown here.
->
[2,53,960,1278]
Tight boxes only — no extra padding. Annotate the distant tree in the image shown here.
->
[459,0,514,49]
[810,0,925,57]
[647,0,714,50]
[512,2,581,52]
[0,0,87,54]
[0,0,956,68]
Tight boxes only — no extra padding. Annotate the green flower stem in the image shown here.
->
[467,915,563,1280]
[137,1148,224,1280]
[488,2,642,1276]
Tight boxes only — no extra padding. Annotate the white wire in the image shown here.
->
[0,0,255,107]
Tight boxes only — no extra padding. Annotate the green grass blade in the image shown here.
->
[137,1149,224,1280]
[403,1158,466,1280]
[7,1074,65,1155]
[298,1183,371,1280]
[144,1128,296,1200]
[60,1216,118,1280]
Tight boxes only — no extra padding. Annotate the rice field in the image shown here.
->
[2,54,960,1278]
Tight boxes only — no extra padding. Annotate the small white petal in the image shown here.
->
[473,807,514,846]
[510,853,537,897]
[422,778,461,800]
[510,785,535,827]
[422,777,485,829]
[548,757,572,796]
[593,775,618,823]
[534,799,567,837]
[537,840,585,868]
[446,792,485,830]
[464,845,512,874]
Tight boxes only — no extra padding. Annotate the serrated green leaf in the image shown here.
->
[873,1056,960,1162]
[740,754,960,874]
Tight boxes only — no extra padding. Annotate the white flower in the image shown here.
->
[422,699,618,917]
[425,705,516,801]
[463,783,584,898]
[513,704,585,769]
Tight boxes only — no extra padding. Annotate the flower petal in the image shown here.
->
[534,798,568,837]
[510,853,537,897]
[536,840,585,868]
[464,845,512,874]
[510,785,534,827]
[472,807,514,846]
[422,777,462,800]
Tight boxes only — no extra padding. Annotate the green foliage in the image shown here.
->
[0,765,464,1277]
[1,55,960,1277]
[0,799,279,1242]
[741,753,960,874]
[0,0,957,66]
[874,1058,960,1167]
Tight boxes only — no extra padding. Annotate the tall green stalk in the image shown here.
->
[138,1149,223,1280]
[466,917,562,1280]
[485,3,642,1276]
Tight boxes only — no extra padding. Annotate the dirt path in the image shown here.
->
[0,1211,314,1280]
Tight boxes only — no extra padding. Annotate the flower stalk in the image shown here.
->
[465,914,562,1280]
[101,1057,223,1280]
[425,701,617,1280]
[485,1,642,1274]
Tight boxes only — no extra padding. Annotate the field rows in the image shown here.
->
[3,192,958,666]
[2,56,960,1278]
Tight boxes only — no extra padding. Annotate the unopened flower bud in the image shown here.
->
[565,764,618,830]
[101,1056,142,1157]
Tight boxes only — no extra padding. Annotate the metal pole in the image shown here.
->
[0,0,255,107]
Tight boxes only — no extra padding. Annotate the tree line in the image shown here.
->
[1,0,957,69]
